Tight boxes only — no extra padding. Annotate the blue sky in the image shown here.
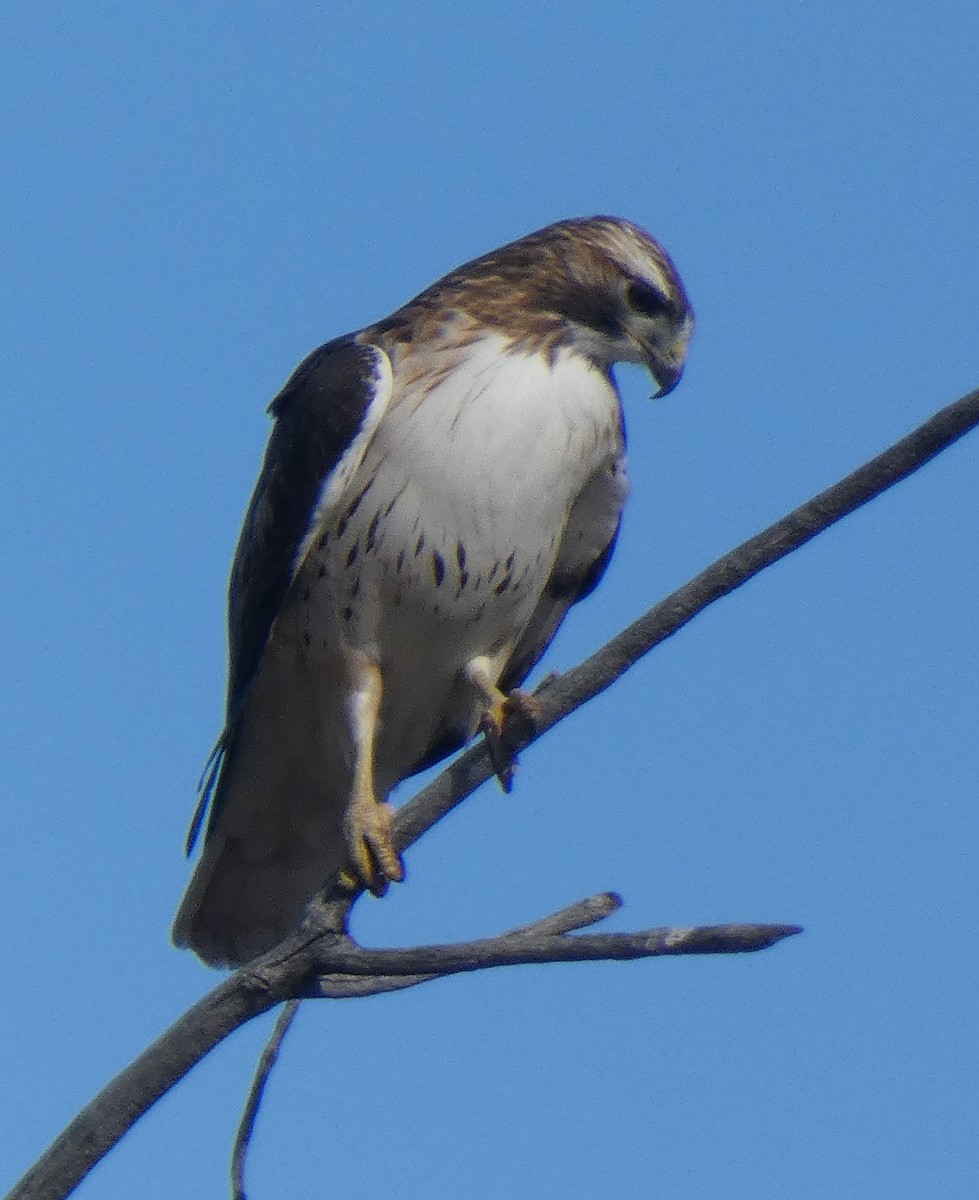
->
[2,3,978,1197]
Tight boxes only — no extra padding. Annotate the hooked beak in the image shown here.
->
[651,359,684,399]
[647,317,693,398]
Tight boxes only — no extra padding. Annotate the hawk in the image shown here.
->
[173,216,693,966]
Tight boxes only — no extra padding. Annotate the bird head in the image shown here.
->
[379,215,694,399]
[523,216,694,397]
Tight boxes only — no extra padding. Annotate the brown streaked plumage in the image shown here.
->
[173,216,693,967]
[373,217,690,368]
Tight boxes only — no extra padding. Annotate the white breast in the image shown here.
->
[382,334,621,541]
[302,334,626,784]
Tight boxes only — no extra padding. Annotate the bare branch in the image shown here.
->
[313,891,624,999]
[7,385,978,1200]
[303,920,801,996]
[4,971,288,1200]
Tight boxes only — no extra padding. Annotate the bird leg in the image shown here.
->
[339,654,405,896]
[463,656,541,793]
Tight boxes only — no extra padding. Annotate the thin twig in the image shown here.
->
[230,1000,300,1200]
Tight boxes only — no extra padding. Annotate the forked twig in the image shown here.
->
[233,894,798,1196]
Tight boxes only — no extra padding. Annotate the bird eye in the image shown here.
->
[626,280,669,319]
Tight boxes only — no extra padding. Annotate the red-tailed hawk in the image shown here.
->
[173,216,693,966]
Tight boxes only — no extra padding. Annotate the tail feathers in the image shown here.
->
[172,734,349,967]
[172,824,345,967]
[174,638,353,967]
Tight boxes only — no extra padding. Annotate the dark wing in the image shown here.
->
[227,337,389,715]
[187,336,390,850]
[499,520,620,693]
[499,458,628,693]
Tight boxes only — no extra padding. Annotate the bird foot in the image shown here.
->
[479,687,541,793]
[340,792,405,898]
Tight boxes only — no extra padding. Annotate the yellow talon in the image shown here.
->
[464,657,541,792]
[342,794,404,897]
